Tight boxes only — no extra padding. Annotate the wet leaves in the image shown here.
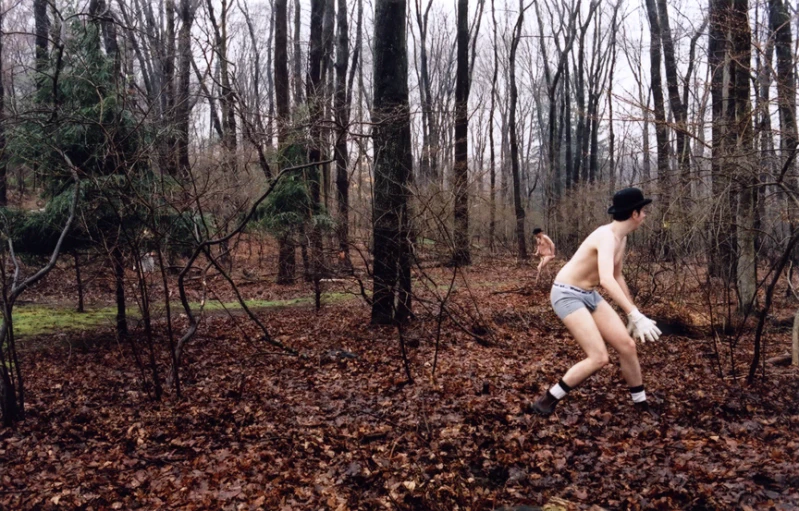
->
[2,263,799,510]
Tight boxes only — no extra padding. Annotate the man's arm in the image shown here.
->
[614,239,633,303]
[597,231,636,313]
[603,234,662,342]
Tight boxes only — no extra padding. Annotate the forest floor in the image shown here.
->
[2,257,799,510]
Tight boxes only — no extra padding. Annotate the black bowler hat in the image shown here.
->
[607,187,652,215]
[532,228,542,235]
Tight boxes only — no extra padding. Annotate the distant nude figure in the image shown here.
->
[532,228,555,283]
[135,251,156,273]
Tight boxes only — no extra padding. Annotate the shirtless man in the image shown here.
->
[532,228,555,283]
[529,187,662,417]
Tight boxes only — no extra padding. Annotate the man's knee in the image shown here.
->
[591,352,610,369]
[617,337,637,358]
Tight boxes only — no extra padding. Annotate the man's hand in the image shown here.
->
[627,309,662,343]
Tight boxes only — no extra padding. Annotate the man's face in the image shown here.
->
[632,207,647,227]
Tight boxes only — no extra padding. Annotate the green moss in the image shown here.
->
[9,292,353,338]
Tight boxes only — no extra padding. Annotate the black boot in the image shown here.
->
[526,392,559,416]
[634,400,660,419]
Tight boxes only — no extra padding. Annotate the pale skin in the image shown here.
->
[554,208,647,389]
[534,233,555,282]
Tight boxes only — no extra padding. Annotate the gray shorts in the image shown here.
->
[550,282,604,320]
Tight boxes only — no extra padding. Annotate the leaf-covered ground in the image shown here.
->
[2,262,799,510]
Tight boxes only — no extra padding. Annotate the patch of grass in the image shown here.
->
[12,307,119,337]
[10,292,353,338]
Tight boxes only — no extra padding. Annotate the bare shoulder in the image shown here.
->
[588,224,615,248]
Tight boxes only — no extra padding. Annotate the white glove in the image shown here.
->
[626,319,637,336]
[627,309,662,343]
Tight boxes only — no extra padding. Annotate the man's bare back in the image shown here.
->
[555,224,625,291]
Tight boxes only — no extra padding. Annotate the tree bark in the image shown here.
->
[34,0,49,90]
[643,0,670,197]
[732,0,756,313]
[334,0,352,268]
[508,0,527,260]
[112,247,128,337]
[709,0,733,279]
[488,0,498,249]
[452,0,471,266]
[307,0,326,279]
[293,0,304,105]
[657,0,689,191]
[770,0,798,164]
[372,0,413,324]
[175,0,195,175]
[0,9,6,207]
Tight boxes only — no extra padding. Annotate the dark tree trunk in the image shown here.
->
[732,0,756,312]
[416,0,439,185]
[508,0,527,260]
[564,57,573,190]
[275,0,290,139]
[709,0,735,279]
[334,0,351,267]
[164,0,178,176]
[293,0,304,105]
[175,0,194,175]
[371,0,413,324]
[657,0,688,188]
[488,0,498,249]
[643,0,669,195]
[0,9,6,207]
[74,252,84,313]
[112,247,128,337]
[307,0,325,280]
[277,235,296,285]
[770,0,798,159]
[452,0,470,266]
[34,0,49,90]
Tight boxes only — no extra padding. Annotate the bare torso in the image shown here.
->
[555,224,625,290]
[537,235,555,257]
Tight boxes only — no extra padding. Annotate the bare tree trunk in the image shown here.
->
[509,0,527,260]
[452,0,471,266]
[415,0,439,185]
[74,252,84,313]
[657,0,689,192]
[372,0,413,324]
[164,0,178,176]
[0,9,6,207]
[275,0,296,283]
[771,0,798,164]
[643,0,670,197]
[488,0,498,250]
[175,0,195,175]
[307,0,326,279]
[34,0,49,90]
[293,0,304,106]
[276,0,290,138]
[112,247,128,337]
[732,0,756,313]
[334,0,353,268]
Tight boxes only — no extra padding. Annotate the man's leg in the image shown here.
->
[591,300,641,386]
[591,300,654,414]
[530,307,609,414]
[540,256,554,281]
